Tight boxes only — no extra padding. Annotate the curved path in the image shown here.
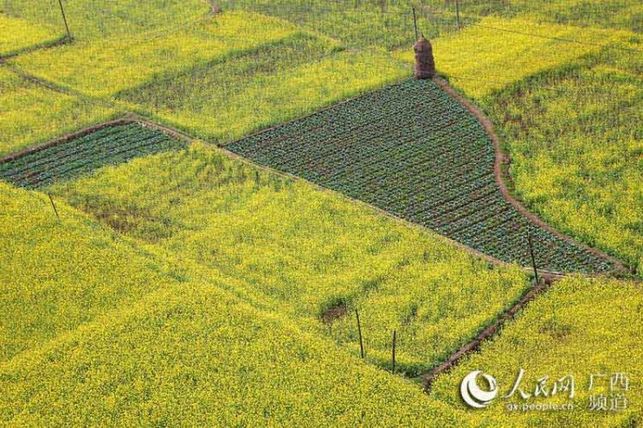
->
[227,78,624,275]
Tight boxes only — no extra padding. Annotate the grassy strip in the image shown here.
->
[0,13,64,58]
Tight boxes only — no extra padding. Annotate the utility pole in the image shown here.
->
[527,230,540,285]
[57,0,72,41]
[455,0,461,29]
[391,330,397,373]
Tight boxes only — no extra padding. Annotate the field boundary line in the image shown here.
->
[127,113,530,273]
[0,111,606,280]
[0,35,70,62]
[1,80,629,279]
[433,76,630,277]
[421,277,551,391]
[0,108,517,274]
[0,114,192,164]
[0,118,133,163]
[4,63,119,111]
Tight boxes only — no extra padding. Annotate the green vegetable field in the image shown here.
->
[228,79,619,274]
[0,122,185,188]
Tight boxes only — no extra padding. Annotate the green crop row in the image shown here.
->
[228,79,617,274]
[48,141,530,375]
[0,123,185,189]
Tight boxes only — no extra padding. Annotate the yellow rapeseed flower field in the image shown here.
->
[13,11,301,97]
[0,68,118,156]
[50,142,529,375]
[430,275,643,427]
[0,13,61,57]
[119,48,408,142]
[1,1,640,425]
[1,0,209,41]
[395,16,633,99]
[0,183,466,426]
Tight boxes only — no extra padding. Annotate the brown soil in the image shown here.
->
[209,1,222,14]
[321,302,348,325]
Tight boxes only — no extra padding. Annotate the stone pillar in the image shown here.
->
[413,35,436,79]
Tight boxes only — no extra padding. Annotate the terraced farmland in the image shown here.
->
[0,122,185,189]
[228,79,618,274]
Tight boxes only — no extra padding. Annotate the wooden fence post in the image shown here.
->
[391,330,397,373]
[355,308,365,359]
[57,0,72,40]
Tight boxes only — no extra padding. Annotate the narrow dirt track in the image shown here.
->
[433,76,627,276]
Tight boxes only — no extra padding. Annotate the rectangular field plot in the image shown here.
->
[13,11,301,97]
[49,143,529,375]
[0,14,61,57]
[1,0,208,41]
[0,68,118,156]
[117,36,407,141]
[0,183,462,426]
[228,79,618,274]
[0,122,185,189]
